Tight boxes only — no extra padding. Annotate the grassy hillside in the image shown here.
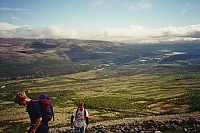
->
[0,66,200,132]
[1,38,200,81]
[0,38,157,80]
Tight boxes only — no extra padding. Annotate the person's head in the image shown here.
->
[78,102,84,111]
[14,92,28,105]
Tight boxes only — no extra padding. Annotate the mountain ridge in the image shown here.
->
[0,38,149,80]
[1,38,200,80]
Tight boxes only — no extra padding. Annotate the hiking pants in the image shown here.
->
[74,126,85,133]
[28,124,49,133]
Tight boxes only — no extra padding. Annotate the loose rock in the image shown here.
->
[50,118,199,133]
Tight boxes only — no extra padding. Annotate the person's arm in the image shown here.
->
[30,117,42,133]
[86,117,89,125]
[30,101,43,133]
[85,117,89,131]
[71,115,74,128]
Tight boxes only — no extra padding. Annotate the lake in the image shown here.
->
[76,76,96,79]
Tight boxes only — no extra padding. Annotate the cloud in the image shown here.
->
[0,7,30,11]
[0,22,200,44]
[181,3,190,15]
[0,7,33,14]
[128,0,152,10]
[0,22,20,30]
[11,17,20,21]
[23,11,34,15]
[91,0,105,6]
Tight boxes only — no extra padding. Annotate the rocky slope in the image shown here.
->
[50,112,200,133]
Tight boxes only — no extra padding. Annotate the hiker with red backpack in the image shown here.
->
[71,102,89,133]
[14,92,54,133]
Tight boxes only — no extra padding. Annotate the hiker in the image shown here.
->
[71,102,89,133]
[14,92,50,133]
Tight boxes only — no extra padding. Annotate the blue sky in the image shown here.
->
[0,0,200,43]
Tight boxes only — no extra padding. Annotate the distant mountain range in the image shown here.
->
[0,38,200,80]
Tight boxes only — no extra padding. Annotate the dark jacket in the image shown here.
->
[27,99,49,133]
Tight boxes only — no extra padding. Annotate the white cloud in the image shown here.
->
[0,7,30,11]
[91,0,105,6]
[0,7,33,14]
[181,3,190,15]
[23,11,34,15]
[0,22,200,44]
[10,17,20,21]
[0,22,20,30]
[128,0,152,10]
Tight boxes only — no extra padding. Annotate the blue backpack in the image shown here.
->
[37,94,54,122]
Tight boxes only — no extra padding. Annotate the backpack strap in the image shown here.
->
[76,108,86,119]
[84,109,86,118]
[30,100,38,104]
[29,100,39,109]
[76,108,79,117]
[50,104,55,121]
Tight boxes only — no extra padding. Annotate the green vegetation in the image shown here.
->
[0,38,158,80]
[0,121,29,133]
[176,90,200,111]
[1,68,199,132]
[0,38,200,132]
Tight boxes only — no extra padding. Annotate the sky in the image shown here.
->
[0,0,200,44]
